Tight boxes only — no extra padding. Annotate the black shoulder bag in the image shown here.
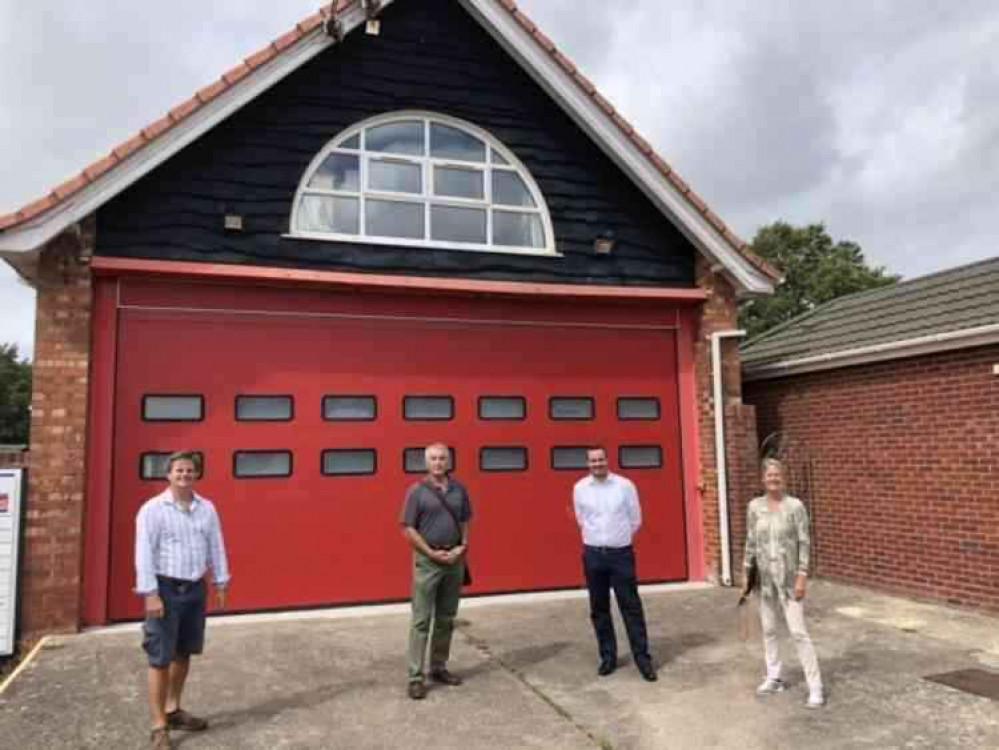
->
[428,483,472,587]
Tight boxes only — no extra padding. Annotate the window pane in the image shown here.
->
[492,171,535,207]
[366,199,424,239]
[298,195,359,234]
[367,120,424,155]
[234,451,292,478]
[140,452,204,480]
[143,395,203,421]
[493,211,544,248]
[551,447,588,471]
[340,134,360,150]
[479,397,525,420]
[491,149,510,165]
[434,166,484,199]
[617,398,661,420]
[404,447,456,473]
[550,397,594,420]
[236,396,293,421]
[323,396,376,421]
[322,449,376,476]
[481,446,528,472]
[430,123,486,162]
[308,153,359,191]
[431,205,486,244]
[369,159,422,194]
[619,445,663,469]
[404,396,453,420]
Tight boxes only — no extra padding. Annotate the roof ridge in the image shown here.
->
[0,0,780,284]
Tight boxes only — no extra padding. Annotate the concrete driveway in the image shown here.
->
[1,581,997,749]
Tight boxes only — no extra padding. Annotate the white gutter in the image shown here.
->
[744,322,999,381]
[711,329,746,587]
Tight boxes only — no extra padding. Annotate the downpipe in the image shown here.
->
[711,329,746,586]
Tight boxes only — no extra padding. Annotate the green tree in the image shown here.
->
[740,222,899,340]
[0,344,32,444]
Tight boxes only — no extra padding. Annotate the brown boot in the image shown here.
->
[166,708,209,731]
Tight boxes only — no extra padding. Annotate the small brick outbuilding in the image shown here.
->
[742,257,999,612]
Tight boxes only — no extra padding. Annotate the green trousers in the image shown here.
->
[407,551,465,682]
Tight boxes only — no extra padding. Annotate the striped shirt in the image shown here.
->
[134,489,231,595]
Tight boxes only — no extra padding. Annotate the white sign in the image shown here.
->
[0,469,24,657]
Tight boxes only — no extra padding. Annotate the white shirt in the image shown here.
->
[573,472,642,548]
[134,489,231,595]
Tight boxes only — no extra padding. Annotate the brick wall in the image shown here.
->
[693,256,760,584]
[744,344,999,612]
[0,449,28,469]
[20,218,94,636]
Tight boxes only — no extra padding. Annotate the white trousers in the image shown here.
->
[757,582,823,690]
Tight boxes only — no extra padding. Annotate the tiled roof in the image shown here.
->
[0,0,778,280]
[741,255,999,369]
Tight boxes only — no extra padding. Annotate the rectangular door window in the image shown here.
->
[142,395,204,422]
[322,449,376,476]
[403,396,454,421]
[478,396,526,420]
[551,446,589,471]
[233,451,292,478]
[140,452,204,480]
[480,446,528,472]
[549,397,594,420]
[236,395,293,421]
[404,447,456,474]
[323,396,377,421]
[617,397,661,421]
[619,445,663,469]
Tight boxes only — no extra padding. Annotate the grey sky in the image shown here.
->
[2,1,997,357]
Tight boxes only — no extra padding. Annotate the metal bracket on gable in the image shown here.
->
[323,9,345,42]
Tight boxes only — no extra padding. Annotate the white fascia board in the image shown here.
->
[459,0,774,297]
[743,323,999,381]
[0,2,387,256]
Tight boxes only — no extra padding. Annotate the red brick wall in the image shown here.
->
[744,344,999,612]
[693,257,759,584]
[20,218,94,636]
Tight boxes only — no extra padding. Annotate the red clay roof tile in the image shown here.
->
[83,155,118,182]
[18,196,56,222]
[221,62,252,86]
[574,72,597,95]
[532,29,556,52]
[112,134,147,161]
[196,80,228,104]
[273,29,301,53]
[142,115,174,141]
[512,10,536,33]
[686,190,708,213]
[551,50,576,75]
[168,97,199,123]
[0,213,18,231]
[51,174,90,200]
[666,170,690,195]
[245,44,278,70]
[611,113,633,136]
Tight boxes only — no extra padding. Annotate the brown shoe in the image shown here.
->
[166,708,209,731]
[150,727,173,749]
[407,681,427,700]
[430,669,463,686]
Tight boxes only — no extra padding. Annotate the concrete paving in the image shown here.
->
[1,581,997,749]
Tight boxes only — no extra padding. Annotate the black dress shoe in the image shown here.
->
[430,669,463,686]
[637,660,658,682]
[597,659,617,676]
[407,681,427,700]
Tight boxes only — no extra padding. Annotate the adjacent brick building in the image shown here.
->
[742,258,999,612]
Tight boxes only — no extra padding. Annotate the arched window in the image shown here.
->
[291,112,556,255]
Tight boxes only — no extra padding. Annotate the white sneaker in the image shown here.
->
[756,678,788,694]
[807,688,825,708]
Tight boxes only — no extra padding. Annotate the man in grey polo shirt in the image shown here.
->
[399,442,471,700]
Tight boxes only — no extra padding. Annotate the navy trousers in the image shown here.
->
[582,546,651,665]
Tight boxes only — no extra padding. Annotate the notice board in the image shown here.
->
[0,469,24,656]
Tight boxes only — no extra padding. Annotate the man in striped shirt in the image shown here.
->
[135,451,230,750]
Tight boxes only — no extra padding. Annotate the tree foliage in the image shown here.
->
[0,344,31,444]
[739,222,899,340]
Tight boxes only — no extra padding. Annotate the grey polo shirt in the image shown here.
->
[399,478,473,548]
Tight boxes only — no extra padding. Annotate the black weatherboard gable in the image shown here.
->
[97,0,696,288]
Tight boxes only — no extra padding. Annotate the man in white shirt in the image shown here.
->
[135,451,230,749]
[573,446,657,681]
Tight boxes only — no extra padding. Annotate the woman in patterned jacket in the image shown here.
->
[742,458,825,708]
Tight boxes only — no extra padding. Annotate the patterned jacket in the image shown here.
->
[743,494,811,598]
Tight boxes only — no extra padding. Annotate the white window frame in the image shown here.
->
[289,111,558,257]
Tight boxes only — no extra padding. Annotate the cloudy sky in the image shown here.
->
[2,0,997,357]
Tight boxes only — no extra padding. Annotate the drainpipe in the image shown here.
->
[711,329,746,586]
